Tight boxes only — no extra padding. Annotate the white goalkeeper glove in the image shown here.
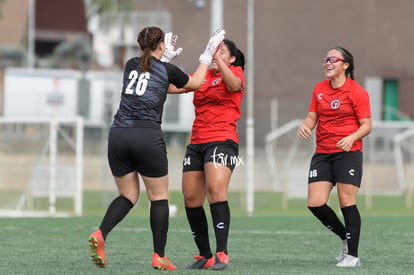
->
[199,29,226,65]
[161,32,183,63]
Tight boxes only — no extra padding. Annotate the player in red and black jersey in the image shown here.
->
[298,47,372,268]
[88,26,225,270]
[169,39,245,270]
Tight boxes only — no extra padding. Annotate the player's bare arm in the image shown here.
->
[213,46,242,92]
[336,117,372,151]
[298,112,318,139]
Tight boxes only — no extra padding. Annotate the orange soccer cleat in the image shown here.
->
[186,255,215,269]
[88,230,106,268]
[210,251,229,270]
[152,252,178,270]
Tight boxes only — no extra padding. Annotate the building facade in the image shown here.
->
[1,0,414,146]
[131,0,414,146]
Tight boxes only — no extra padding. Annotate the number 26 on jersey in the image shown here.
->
[125,71,150,96]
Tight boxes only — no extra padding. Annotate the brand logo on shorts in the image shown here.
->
[183,157,191,166]
[331,99,340,109]
[216,222,225,229]
[349,169,355,176]
[211,146,244,168]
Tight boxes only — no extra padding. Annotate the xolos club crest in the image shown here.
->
[330,99,340,109]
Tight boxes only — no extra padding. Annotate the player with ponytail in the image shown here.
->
[88,26,225,270]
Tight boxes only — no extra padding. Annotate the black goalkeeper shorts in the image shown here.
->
[107,126,167,178]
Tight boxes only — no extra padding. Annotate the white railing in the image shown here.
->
[265,119,414,209]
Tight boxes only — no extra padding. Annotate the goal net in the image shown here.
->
[0,116,84,217]
[265,119,414,208]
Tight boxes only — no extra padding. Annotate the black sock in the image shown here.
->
[210,201,230,254]
[185,206,213,258]
[308,204,346,239]
[150,199,169,257]
[99,195,134,240]
[341,205,361,257]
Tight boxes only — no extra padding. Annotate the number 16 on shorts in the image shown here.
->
[309,169,318,178]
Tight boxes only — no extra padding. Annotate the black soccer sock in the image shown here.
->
[210,201,230,254]
[341,205,361,257]
[150,199,169,257]
[308,204,346,240]
[185,206,213,258]
[99,195,134,240]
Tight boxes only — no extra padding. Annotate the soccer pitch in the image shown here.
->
[0,193,413,274]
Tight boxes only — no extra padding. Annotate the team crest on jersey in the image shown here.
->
[330,99,340,109]
[212,78,222,86]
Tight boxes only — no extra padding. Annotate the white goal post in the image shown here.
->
[0,116,84,217]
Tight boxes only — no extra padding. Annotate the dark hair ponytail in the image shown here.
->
[334,46,354,80]
[137,26,164,72]
[223,39,245,70]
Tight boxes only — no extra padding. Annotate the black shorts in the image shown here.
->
[182,139,240,172]
[308,151,363,187]
[107,125,167,178]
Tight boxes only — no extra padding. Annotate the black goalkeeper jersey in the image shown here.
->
[112,56,189,127]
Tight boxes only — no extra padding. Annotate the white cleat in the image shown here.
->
[336,255,361,267]
[336,239,348,263]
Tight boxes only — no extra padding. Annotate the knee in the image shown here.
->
[338,194,357,208]
[183,192,204,207]
[338,200,356,208]
[307,199,328,208]
[207,189,227,203]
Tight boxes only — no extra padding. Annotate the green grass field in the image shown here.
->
[0,192,413,274]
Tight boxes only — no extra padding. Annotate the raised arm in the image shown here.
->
[184,30,226,90]
[213,46,242,92]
